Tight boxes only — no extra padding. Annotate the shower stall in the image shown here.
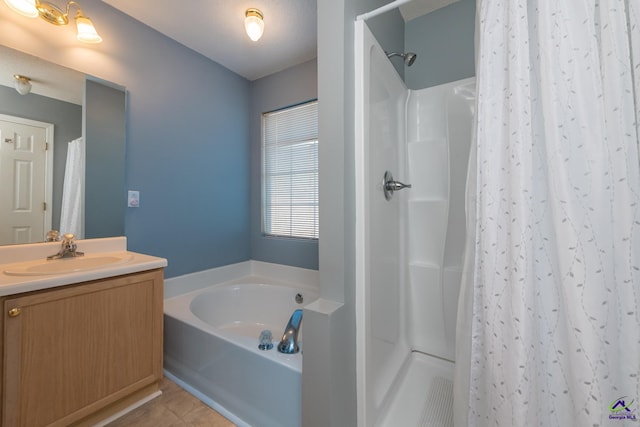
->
[354,19,475,426]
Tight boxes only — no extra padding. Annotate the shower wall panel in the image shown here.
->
[405,78,475,362]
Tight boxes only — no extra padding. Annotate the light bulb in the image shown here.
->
[76,15,102,43]
[4,0,38,17]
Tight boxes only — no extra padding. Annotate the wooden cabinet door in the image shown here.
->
[2,269,163,427]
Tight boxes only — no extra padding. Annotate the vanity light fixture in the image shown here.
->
[13,74,32,95]
[244,8,264,42]
[3,0,102,43]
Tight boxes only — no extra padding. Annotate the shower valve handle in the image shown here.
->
[383,170,411,200]
[385,181,411,191]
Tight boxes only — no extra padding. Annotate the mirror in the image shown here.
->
[0,44,126,245]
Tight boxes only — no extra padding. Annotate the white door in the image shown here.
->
[0,114,53,245]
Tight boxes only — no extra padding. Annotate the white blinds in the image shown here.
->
[262,101,318,239]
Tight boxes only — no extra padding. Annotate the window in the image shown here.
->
[262,100,318,239]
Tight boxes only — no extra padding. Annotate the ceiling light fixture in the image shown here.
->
[3,0,102,43]
[13,74,32,95]
[244,8,264,42]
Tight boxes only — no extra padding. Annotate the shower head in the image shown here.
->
[403,52,417,66]
[385,51,417,66]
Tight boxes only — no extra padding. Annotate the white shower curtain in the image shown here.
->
[456,1,640,426]
[59,137,85,238]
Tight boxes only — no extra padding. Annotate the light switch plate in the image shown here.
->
[127,190,140,208]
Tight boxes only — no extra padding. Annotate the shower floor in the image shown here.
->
[379,352,454,427]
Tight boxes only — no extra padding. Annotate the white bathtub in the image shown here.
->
[163,280,318,427]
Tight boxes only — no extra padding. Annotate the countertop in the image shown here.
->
[0,237,167,297]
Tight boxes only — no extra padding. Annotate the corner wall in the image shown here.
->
[249,59,319,270]
[405,0,476,90]
[84,79,126,239]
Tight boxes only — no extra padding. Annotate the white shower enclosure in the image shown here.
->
[355,20,475,426]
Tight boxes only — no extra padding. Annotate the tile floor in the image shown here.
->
[107,378,236,427]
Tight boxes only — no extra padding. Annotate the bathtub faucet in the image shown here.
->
[278,309,303,354]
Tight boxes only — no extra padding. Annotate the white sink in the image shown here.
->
[3,253,134,276]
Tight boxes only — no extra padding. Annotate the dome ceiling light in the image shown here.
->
[244,8,264,42]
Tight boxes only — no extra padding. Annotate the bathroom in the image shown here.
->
[1,0,638,426]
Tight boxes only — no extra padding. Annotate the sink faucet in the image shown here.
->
[47,233,84,260]
[45,229,60,242]
[278,309,303,354]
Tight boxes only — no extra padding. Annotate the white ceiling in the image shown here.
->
[102,0,318,82]
[102,0,458,82]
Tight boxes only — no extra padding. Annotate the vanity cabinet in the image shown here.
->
[0,268,163,427]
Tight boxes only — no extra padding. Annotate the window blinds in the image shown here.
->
[262,101,318,239]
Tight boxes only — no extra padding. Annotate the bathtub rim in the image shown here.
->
[163,260,320,300]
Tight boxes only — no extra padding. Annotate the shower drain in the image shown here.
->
[418,376,453,427]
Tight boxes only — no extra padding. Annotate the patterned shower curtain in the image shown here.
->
[455,1,640,426]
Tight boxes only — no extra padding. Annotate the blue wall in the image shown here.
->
[87,4,254,278]
[121,33,252,278]
[249,59,318,269]
[405,0,476,90]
